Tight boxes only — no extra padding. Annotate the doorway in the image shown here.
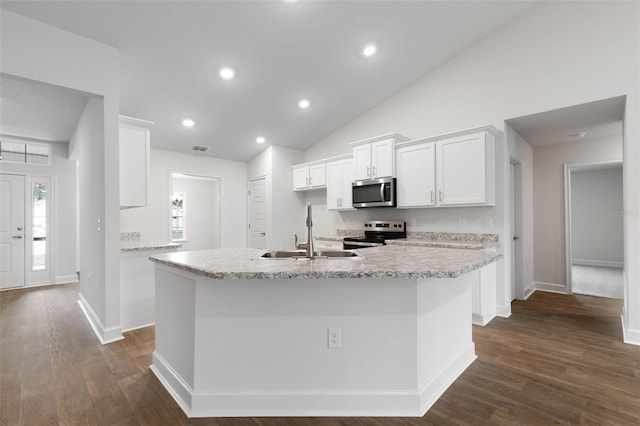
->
[248,177,266,249]
[565,161,623,298]
[0,172,53,289]
[170,172,221,251]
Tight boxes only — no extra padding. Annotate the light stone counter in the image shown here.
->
[120,239,182,253]
[149,245,501,280]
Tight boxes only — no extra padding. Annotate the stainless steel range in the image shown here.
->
[343,220,406,250]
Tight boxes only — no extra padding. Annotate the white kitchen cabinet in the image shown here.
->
[292,162,326,191]
[119,115,153,208]
[351,133,408,180]
[471,249,497,326]
[395,126,497,208]
[396,143,436,208]
[326,157,355,211]
[436,131,495,206]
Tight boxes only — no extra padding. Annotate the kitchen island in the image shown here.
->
[149,245,501,418]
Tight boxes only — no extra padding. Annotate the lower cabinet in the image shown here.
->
[326,158,355,211]
[471,253,497,326]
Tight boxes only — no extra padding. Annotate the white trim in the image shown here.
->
[55,275,78,284]
[532,281,568,294]
[122,322,155,333]
[77,292,123,344]
[572,259,624,268]
[151,345,476,418]
[523,283,536,300]
[495,304,512,318]
[621,314,640,346]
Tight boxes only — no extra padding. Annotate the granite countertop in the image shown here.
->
[120,239,182,253]
[316,232,498,250]
[149,245,502,280]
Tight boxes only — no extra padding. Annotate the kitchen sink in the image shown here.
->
[259,250,361,259]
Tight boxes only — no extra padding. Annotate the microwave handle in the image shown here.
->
[380,183,385,201]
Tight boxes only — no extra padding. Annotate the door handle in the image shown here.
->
[259,232,266,236]
[380,183,385,201]
[513,236,519,241]
[12,235,23,239]
[17,227,23,231]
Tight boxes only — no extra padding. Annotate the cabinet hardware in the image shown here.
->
[309,177,312,186]
[12,235,23,239]
[372,166,377,177]
[431,191,435,202]
[366,166,370,177]
[259,232,266,236]
[439,190,443,202]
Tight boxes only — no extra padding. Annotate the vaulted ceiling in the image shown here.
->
[1,1,538,161]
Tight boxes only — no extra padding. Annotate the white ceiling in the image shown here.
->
[1,0,539,161]
[0,75,90,143]
[506,96,625,148]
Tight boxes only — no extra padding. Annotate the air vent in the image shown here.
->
[191,145,209,152]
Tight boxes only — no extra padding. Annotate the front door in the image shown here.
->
[0,174,25,289]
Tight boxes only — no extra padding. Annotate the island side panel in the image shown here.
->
[151,266,197,412]
[192,277,419,393]
[416,273,476,413]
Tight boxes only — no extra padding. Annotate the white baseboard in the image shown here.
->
[532,281,568,294]
[122,322,155,333]
[151,345,477,418]
[472,312,496,326]
[495,304,511,319]
[621,314,640,346]
[523,284,536,300]
[572,259,623,268]
[77,293,123,345]
[56,274,78,284]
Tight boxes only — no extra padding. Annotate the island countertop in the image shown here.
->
[149,245,502,280]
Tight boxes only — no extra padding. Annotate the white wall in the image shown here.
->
[248,145,305,250]
[571,166,623,267]
[505,125,534,300]
[171,175,221,251]
[533,136,622,290]
[120,148,247,248]
[1,10,121,342]
[300,2,639,325]
[0,142,78,285]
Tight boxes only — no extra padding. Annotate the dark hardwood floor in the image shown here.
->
[2,283,639,425]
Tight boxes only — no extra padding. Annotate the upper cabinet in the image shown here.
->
[351,133,409,180]
[396,126,498,208]
[326,157,355,211]
[292,161,326,191]
[119,115,153,208]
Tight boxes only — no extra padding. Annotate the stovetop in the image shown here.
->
[343,221,406,243]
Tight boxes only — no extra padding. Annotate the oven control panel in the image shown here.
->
[363,221,405,232]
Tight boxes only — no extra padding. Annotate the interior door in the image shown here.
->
[510,162,520,301]
[0,174,25,289]
[249,178,266,249]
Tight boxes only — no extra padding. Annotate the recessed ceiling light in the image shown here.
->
[298,99,310,109]
[182,118,195,128]
[363,44,377,57]
[219,67,235,80]
[256,136,266,144]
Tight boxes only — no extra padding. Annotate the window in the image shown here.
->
[0,140,50,165]
[32,183,47,271]
[171,192,185,241]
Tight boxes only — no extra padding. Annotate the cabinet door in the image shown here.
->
[119,123,149,207]
[309,163,326,188]
[353,144,371,180]
[371,139,394,178]
[293,166,310,190]
[326,161,341,210]
[436,133,487,205]
[396,143,435,208]
[340,159,354,209]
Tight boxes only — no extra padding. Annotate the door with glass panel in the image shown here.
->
[0,174,25,289]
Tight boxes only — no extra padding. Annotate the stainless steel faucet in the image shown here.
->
[305,203,314,258]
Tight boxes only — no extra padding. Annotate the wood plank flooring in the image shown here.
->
[2,283,639,425]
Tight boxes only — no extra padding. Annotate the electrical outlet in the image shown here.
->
[485,218,493,228]
[409,218,417,227]
[328,327,341,349]
[459,219,466,228]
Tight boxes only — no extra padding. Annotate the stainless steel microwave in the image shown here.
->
[352,177,396,208]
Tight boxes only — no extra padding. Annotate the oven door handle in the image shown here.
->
[380,183,385,201]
